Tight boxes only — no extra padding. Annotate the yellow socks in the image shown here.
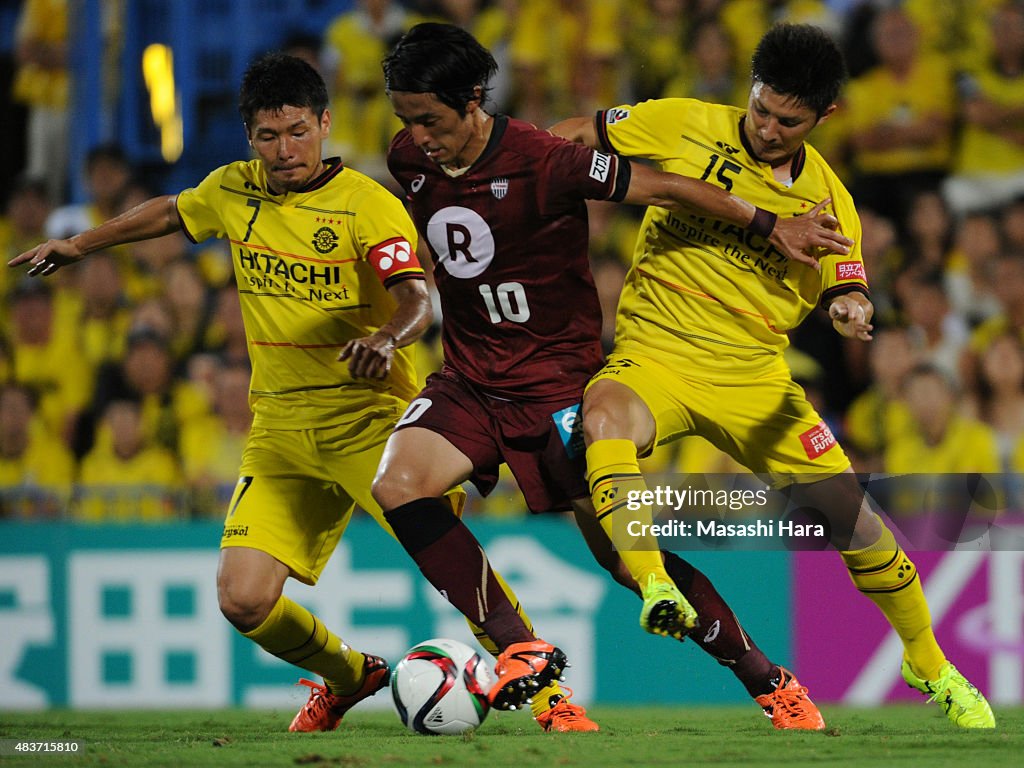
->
[840,524,946,680]
[243,595,365,695]
[587,439,670,585]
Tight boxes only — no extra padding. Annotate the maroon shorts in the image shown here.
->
[393,369,588,513]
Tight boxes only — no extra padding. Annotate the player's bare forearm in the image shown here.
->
[548,116,599,147]
[627,167,852,268]
[339,278,432,379]
[9,195,182,276]
[828,292,874,342]
[380,279,432,347]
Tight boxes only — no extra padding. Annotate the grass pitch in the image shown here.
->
[2,705,1021,768]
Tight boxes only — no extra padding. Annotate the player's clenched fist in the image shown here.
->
[828,293,874,341]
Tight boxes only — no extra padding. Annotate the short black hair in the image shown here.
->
[239,52,328,128]
[85,143,129,172]
[751,23,847,117]
[382,22,498,116]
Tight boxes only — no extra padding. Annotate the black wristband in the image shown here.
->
[749,207,778,238]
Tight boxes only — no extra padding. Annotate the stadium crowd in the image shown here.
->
[2,0,1024,520]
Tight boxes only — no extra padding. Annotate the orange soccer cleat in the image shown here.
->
[754,667,826,731]
[535,689,600,733]
[488,639,568,711]
[288,654,391,732]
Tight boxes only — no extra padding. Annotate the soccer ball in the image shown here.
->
[391,638,492,735]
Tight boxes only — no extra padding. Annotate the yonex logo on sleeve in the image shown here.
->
[835,261,866,282]
[375,240,412,271]
[589,152,611,183]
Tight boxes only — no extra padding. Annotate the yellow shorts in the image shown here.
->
[588,348,851,487]
[221,396,465,584]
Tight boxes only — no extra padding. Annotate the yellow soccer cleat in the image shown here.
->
[639,574,697,638]
[901,660,995,729]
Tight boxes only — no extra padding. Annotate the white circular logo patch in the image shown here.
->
[426,206,495,279]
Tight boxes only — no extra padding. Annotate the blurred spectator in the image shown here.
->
[12,0,68,204]
[431,0,513,107]
[903,0,1000,74]
[8,278,90,443]
[885,363,1000,474]
[944,212,1002,329]
[281,31,323,72]
[322,0,421,181]
[76,398,183,521]
[126,297,176,342]
[0,176,51,322]
[943,2,1024,216]
[117,180,193,302]
[1002,195,1024,252]
[902,191,953,275]
[844,326,918,470]
[45,143,133,239]
[962,251,1024,388]
[591,254,627,355]
[76,251,130,370]
[719,0,838,74]
[625,0,689,102]
[663,17,747,107]
[0,382,74,519]
[856,207,904,327]
[160,259,216,367]
[973,332,1024,471]
[898,270,969,385]
[203,283,249,368]
[75,327,207,460]
[844,8,955,225]
[509,0,624,127]
[179,362,253,518]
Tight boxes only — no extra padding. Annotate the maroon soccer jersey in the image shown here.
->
[387,115,630,400]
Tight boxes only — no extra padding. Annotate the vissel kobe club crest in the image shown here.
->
[490,178,509,200]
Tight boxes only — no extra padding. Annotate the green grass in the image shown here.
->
[1,706,1021,768]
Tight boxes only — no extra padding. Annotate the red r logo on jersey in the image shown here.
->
[835,261,866,282]
[799,421,837,459]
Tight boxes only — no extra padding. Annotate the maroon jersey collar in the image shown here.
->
[738,117,806,182]
[467,114,508,170]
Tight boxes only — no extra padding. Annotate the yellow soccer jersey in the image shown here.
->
[0,429,75,518]
[885,416,1000,475]
[596,98,867,374]
[955,67,1024,176]
[76,445,182,521]
[176,159,423,429]
[844,54,955,174]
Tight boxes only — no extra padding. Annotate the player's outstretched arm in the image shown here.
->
[828,292,874,342]
[623,164,852,270]
[339,279,432,380]
[548,116,598,147]
[8,195,182,277]
[550,117,853,270]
